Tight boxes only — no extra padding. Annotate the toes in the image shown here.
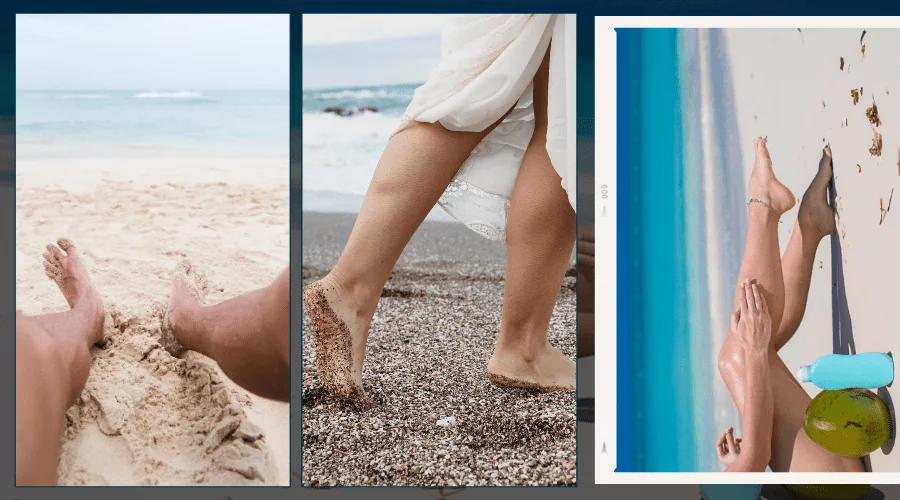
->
[44,260,61,282]
[57,238,77,254]
[46,243,64,262]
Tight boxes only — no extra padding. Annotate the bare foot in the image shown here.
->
[798,146,837,238]
[748,137,796,216]
[487,343,576,392]
[161,260,208,357]
[303,275,371,401]
[42,238,105,347]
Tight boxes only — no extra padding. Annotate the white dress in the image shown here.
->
[397,14,576,241]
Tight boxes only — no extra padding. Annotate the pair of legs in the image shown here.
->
[304,46,576,400]
[716,139,863,472]
[16,240,289,485]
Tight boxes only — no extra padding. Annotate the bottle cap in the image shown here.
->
[797,365,810,383]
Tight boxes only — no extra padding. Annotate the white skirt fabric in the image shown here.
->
[396,14,576,241]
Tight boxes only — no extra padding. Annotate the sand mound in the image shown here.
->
[59,301,278,486]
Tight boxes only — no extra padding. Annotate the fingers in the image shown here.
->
[739,281,750,318]
[750,283,762,314]
[756,285,769,316]
[715,432,727,459]
[725,427,737,453]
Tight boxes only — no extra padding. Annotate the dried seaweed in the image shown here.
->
[851,89,861,105]
[840,57,845,70]
[866,101,881,127]
[870,130,883,157]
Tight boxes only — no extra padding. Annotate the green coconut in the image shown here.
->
[784,484,870,500]
[804,389,891,458]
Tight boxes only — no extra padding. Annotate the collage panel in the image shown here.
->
[612,22,899,479]
[300,13,579,487]
[15,14,290,486]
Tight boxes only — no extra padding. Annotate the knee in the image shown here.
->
[717,336,744,381]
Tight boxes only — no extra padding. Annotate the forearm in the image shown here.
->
[727,351,773,472]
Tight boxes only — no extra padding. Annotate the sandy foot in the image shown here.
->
[160,260,208,357]
[42,237,105,347]
[302,278,369,402]
[749,137,796,216]
[798,146,838,238]
[487,344,576,392]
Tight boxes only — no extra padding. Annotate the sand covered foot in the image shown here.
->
[303,278,369,402]
[798,146,837,238]
[43,237,105,346]
[748,137,796,216]
[487,344,576,392]
[160,259,208,357]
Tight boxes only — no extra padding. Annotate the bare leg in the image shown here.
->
[487,49,576,391]
[303,119,501,400]
[774,148,837,350]
[717,146,861,472]
[17,239,105,485]
[718,338,863,472]
[168,265,289,402]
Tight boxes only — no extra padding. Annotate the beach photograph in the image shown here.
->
[301,14,577,486]
[615,28,899,473]
[15,14,290,485]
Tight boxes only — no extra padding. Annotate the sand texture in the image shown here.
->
[301,212,576,487]
[726,28,900,470]
[15,155,289,485]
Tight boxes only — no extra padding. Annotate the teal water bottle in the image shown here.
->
[797,352,894,390]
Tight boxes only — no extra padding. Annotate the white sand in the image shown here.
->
[726,28,900,471]
[15,153,290,485]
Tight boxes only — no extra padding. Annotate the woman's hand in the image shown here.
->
[716,427,742,466]
[731,280,772,352]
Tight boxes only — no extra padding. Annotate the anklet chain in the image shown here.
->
[748,198,777,214]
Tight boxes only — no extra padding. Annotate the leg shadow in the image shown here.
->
[829,180,856,355]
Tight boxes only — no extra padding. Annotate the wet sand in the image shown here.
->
[301,212,576,486]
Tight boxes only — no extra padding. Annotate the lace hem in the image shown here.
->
[438,179,510,242]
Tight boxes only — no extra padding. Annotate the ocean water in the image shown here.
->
[618,28,746,473]
[16,90,289,158]
[303,83,435,214]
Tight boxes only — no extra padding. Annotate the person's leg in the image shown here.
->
[773,147,836,350]
[17,239,105,485]
[718,338,863,472]
[486,47,576,391]
[717,145,860,472]
[718,137,796,406]
[303,119,503,400]
[168,265,289,402]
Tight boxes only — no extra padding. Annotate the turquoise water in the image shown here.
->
[16,90,288,157]
[620,28,747,473]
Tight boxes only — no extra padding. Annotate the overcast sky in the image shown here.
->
[16,14,289,90]
[302,14,449,90]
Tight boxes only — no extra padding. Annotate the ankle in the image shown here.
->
[494,331,550,364]
[321,269,378,316]
[171,302,208,352]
